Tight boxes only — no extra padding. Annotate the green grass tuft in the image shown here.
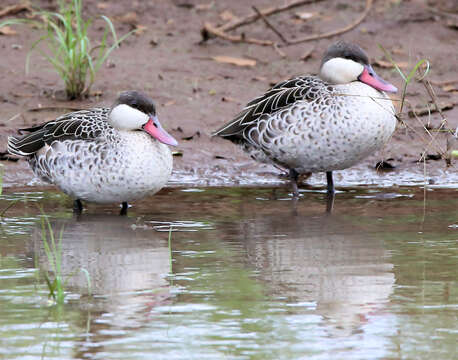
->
[40,214,65,304]
[0,0,131,99]
[378,44,430,114]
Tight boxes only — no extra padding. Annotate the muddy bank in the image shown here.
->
[0,0,457,189]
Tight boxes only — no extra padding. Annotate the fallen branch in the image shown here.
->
[202,21,273,46]
[202,0,373,50]
[220,0,325,33]
[286,0,373,45]
[252,6,289,44]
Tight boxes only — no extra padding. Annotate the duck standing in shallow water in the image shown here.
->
[214,41,398,196]
[8,91,178,214]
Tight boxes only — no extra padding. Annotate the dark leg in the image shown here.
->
[326,191,335,213]
[289,168,299,197]
[73,199,83,214]
[326,171,335,194]
[120,202,128,216]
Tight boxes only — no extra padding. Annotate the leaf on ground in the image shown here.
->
[0,26,17,35]
[212,56,256,67]
[0,4,32,18]
[373,59,409,69]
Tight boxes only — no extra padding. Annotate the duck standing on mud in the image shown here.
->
[7,91,178,214]
[214,41,398,196]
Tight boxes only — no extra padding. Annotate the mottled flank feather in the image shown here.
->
[215,78,396,173]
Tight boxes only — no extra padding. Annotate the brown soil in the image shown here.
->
[0,0,457,189]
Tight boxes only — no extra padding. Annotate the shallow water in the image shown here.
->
[0,186,457,360]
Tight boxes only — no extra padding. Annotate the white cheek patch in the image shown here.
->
[320,58,364,84]
[109,104,149,130]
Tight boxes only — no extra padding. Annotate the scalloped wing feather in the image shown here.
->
[214,76,327,138]
[7,108,111,156]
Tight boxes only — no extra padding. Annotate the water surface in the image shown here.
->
[0,186,457,359]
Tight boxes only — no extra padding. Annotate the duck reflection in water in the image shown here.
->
[239,209,394,337]
[31,214,171,324]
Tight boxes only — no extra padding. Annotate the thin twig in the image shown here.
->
[203,0,372,49]
[420,79,453,166]
[202,22,273,46]
[220,0,325,33]
[285,0,373,45]
[399,110,446,160]
[402,96,453,165]
[252,6,289,44]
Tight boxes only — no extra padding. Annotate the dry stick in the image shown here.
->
[252,6,289,45]
[202,22,273,46]
[220,0,326,33]
[285,0,373,45]
[205,0,372,48]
